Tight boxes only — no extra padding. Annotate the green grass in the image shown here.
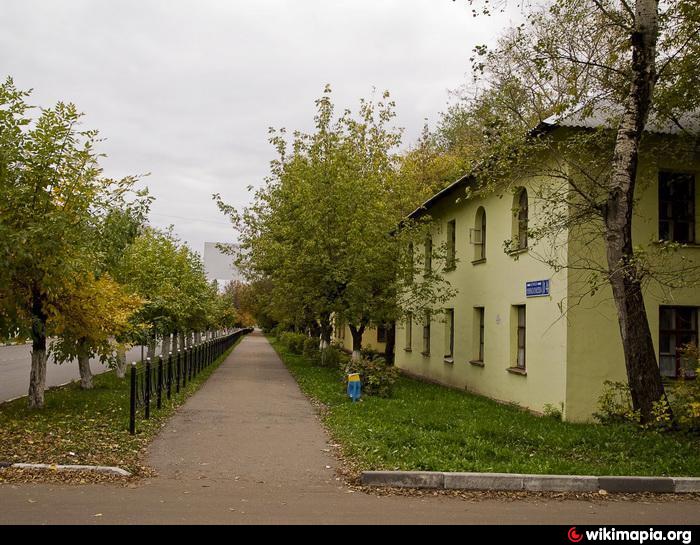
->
[0,337,244,477]
[271,338,700,477]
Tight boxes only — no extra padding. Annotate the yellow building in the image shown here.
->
[396,114,699,422]
[333,319,387,354]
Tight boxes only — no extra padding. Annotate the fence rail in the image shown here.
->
[129,328,252,434]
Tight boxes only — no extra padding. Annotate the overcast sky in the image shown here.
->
[1,0,521,255]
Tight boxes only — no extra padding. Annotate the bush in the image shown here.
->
[668,344,700,431]
[594,381,639,425]
[317,346,341,368]
[303,337,319,359]
[344,356,399,398]
[542,403,563,421]
[360,347,382,361]
[595,357,700,431]
[280,332,307,355]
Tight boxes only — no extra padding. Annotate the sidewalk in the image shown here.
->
[1,331,699,524]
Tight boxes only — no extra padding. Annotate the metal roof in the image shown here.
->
[408,104,698,218]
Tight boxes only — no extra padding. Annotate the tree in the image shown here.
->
[50,274,142,388]
[450,0,700,421]
[114,227,221,366]
[217,86,454,360]
[0,77,144,408]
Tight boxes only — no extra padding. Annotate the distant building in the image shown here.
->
[203,242,242,288]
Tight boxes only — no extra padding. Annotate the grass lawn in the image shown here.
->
[270,337,700,477]
[0,337,244,480]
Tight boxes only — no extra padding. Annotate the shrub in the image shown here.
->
[360,347,382,361]
[317,346,341,368]
[668,344,700,431]
[280,332,307,354]
[543,403,563,421]
[343,356,399,398]
[594,381,639,425]
[303,337,319,359]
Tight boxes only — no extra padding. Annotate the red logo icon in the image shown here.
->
[568,527,584,543]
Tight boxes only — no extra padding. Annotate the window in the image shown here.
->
[659,172,695,243]
[377,325,387,343]
[515,305,526,369]
[474,307,485,363]
[405,314,412,351]
[444,309,454,361]
[472,207,486,262]
[515,188,528,250]
[659,307,698,378]
[424,236,433,274]
[446,220,456,269]
[422,311,431,355]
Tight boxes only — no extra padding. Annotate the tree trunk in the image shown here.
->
[310,320,322,344]
[116,344,127,379]
[179,331,186,352]
[28,287,48,409]
[384,321,396,365]
[77,339,93,390]
[319,314,333,350]
[195,331,201,345]
[171,331,179,354]
[147,335,156,360]
[604,0,666,423]
[349,323,365,362]
[161,332,171,357]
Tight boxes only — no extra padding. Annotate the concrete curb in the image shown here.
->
[361,471,700,493]
[6,463,131,477]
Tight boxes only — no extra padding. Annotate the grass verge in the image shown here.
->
[0,336,245,484]
[270,337,700,477]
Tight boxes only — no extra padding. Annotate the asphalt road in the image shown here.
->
[1,332,698,525]
[0,343,153,403]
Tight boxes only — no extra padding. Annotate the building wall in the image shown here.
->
[564,145,700,421]
[395,179,570,417]
[396,140,699,422]
[333,323,387,353]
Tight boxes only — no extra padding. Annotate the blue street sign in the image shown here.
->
[526,279,550,297]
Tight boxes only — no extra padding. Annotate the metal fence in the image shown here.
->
[129,328,253,434]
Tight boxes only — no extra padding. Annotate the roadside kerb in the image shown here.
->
[361,471,700,493]
[6,463,131,477]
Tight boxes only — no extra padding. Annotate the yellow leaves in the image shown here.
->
[50,273,142,347]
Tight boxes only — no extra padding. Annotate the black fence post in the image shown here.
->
[175,349,180,392]
[129,362,137,435]
[157,356,163,410]
[145,357,151,419]
[182,349,187,388]
[167,352,172,400]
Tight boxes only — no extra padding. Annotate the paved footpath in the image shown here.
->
[1,332,699,524]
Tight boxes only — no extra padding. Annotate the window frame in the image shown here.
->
[659,306,698,379]
[405,313,413,351]
[516,305,526,370]
[472,207,487,263]
[446,219,456,270]
[444,308,455,362]
[659,171,696,244]
[517,188,529,250]
[422,310,431,356]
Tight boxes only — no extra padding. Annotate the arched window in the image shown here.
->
[473,207,486,262]
[514,188,528,250]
